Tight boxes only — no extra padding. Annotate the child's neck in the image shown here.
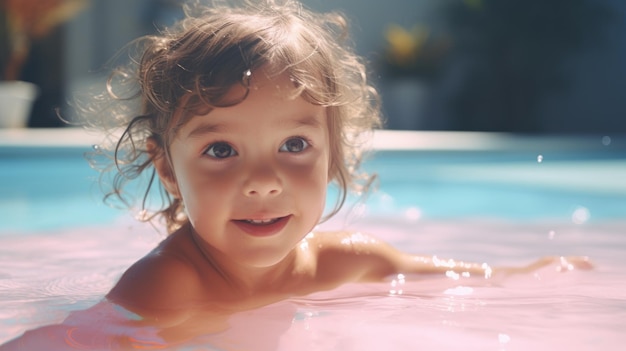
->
[188,225,298,297]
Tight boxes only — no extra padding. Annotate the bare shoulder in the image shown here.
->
[106,234,204,320]
[107,251,200,306]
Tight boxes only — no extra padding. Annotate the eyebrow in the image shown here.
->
[186,114,323,139]
[186,122,223,139]
[288,115,324,129]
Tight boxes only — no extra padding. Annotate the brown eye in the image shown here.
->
[279,137,309,153]
[205,142,237,158]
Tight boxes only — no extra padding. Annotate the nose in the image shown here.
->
[242,162,283,197]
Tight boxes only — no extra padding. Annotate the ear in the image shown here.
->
[147,138,181,199]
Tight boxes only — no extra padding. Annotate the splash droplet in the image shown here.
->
[537,154,543,163]
[498,333,511,344]
[572,206,590,225]
[404,207,421,222]
[548,230,556,240]
[602,136,611,146]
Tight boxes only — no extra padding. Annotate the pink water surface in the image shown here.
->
[1,212,625,350]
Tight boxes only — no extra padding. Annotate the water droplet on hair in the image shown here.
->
[92,144,100,151]
[242,69,252,86]
[135,209,149,221]
[537,154,543,163]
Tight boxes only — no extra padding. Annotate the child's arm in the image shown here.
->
[312,231,592,285]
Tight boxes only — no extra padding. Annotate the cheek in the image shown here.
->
[289,156,329,201]
[174,165,235,218]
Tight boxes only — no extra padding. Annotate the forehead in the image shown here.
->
[223,67,300,102]
[176,69,329,136]
[226,67,322,115]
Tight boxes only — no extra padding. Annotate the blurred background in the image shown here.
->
[0,0,624,133]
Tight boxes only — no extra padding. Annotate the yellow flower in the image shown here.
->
[385,24,428,68]
[463,0,484,10]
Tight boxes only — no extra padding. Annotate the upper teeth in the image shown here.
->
[245,218,278,225]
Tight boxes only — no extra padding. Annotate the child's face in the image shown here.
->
[161,70,330,268]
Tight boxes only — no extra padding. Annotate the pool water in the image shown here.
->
[1,131,625,350]
[1,216,624,350]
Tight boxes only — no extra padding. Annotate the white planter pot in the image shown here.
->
[0,81,39,128]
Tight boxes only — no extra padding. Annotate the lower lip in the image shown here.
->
[232,216,291,237]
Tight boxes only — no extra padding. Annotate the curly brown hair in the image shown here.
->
[76,0,381,233]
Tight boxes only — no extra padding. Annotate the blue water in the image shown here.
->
[359,149,626,221]
[0,147,121,232]
[1,144,625,233]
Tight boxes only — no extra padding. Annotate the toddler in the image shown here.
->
[0,0,591,348]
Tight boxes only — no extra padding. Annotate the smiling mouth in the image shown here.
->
[232,216,291,237]
[239,218,282,225]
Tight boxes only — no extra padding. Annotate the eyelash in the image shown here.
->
[279,136,311,153]
[204,142,237,159]
[203,136,311,159]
